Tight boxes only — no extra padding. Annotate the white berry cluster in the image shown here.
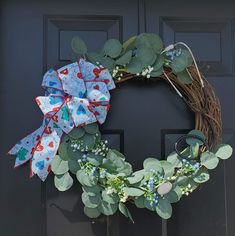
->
[136,66,154,78]
[91,140,109,157]
[112,66,123,81]
[181,183,193,196]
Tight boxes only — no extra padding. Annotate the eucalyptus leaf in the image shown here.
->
[126,57,143,74]
[51,155,69,175]
[71,36,87,55]
[68,159,81,174]
[80,133,96,151]
[76,169,98,187]
[82,191,100,208]
[215,144,233,160]
[103,39,122,58]
[143,158,162,173]
[127,170,144,184]
[137,46,157,66]
[123,36,137,51]
[58,140,69,161]
[165,185,182,203]
[83,186,101,197]
[123,187,144,197]
[102,190,119,204]
[156,198,172,219]
[134,195,145,208]
[193,168,210,183]
[200,152,219,170]
[152,54,164,71]
[99,57,115,71]
[118,202,134,223]
[54,172,73,191]
[86,52,103,65]
[144,198,155,211]
[98,201,118,216]
[116,50,132,65]
[161,161,175,178]
[83,123,99,134]
[87,153,103,166]
[84,206,101,218]
[167,152,182,168]
[68,127,85,139]
[176,69,193,84]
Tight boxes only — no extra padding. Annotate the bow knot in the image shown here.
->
[9,58,115,181]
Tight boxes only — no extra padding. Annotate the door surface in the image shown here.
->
[1,0,235,236]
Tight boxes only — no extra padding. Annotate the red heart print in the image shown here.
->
[46,157,50,161]
[52,115,58,122]
[52,107,60,112]
[94,111,100,116]
[77,72,83,78]
[93,68,101,78]
[44,127,52,134]
[36,135,41,141]
[94,84,100,90]
[60,68,68,75]
[104,79,110,84]
[36,144,44,152]
[48,141,54,148]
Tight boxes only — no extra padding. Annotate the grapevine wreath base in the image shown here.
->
[9,34,233,221]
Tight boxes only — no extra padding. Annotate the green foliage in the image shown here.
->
[71,36,87,55]
[84,206,101,218]
[215,144,233,160]
[126,57,143,74]
[171,49,193,73]
[118,203,134,223]
[186,129,206,146]
[54,172,73,191]
[143,158,162,173]
[76,169,98,187]
[123,187,144,197]
[176,69,193,84]
[116,50,132,66]
[51,155,69,175]
[68,127,85,139]
[103,39,122,58]
[193,168,210,183]
[83,123,99,134]
[98,201,118,215]
[167,152,182,168]
[200,152,219,170]
[156,198,172,219]
[82,191,100,208]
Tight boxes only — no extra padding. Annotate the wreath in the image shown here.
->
[9,33,233,221]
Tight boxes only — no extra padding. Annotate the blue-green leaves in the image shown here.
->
[71,36,87,56]
[103,39,123,58]
[215,144,233,160]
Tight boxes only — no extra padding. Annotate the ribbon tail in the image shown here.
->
[8,126,44,168]
[31,124,63,181]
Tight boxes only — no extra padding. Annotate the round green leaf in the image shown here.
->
[215,144,233,160]
[99,57,115,71]
[68,127,85,139]
[123,36,136,51]
[71,36,87,55]
[176,69,193,84]
[161,161,175,178]
[54,172,73,191]
[83,123,99,134]
[76,169,98,187]
[165,185,182,203]
[200,152,219,170]
[156,198,172,219]
[58,140,69,161]
[193,168,210,183]
[102,190,119,204]
[171,52,188,73]
[103,39,122,58]
[81,133,96,151]
[83,186,101,197]
[134,195,145,208]
[51,155,69,175]
[84,206,101,218]
[144,198,155,211]
[157,182,173,195]
[86,52,102,65]
[126,57,143,74]
[137,46,157,66]
[116,50,132,65]
[152,54,164,71]
[143,158,162,173]
[67,145,84,160]
[87,153,103,166]
[123,187,144,197]
[82,192,100,208]
[127,170,144,184]
[68,159,81,174]
[98,201,118,216]
[167,152,182,168]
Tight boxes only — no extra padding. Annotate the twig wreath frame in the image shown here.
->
[9,33,233,221]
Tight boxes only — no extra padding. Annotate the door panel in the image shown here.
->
[1,1,235,236]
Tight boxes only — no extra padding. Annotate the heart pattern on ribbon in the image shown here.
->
[8,58,115,181]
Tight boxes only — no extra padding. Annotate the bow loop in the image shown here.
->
[9,59,115,181]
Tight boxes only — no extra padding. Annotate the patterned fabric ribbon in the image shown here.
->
[8,58,115,181]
